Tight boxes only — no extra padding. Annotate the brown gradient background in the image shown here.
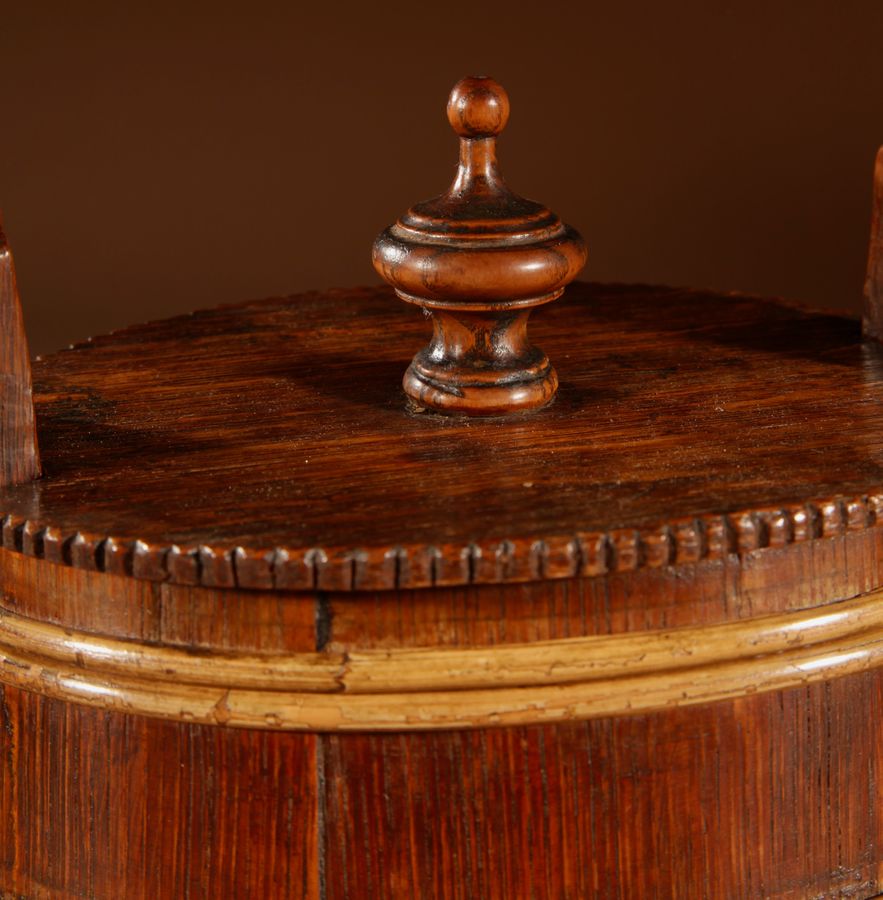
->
[1,2,882,356]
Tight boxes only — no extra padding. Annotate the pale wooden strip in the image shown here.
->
[1,589,882,695]
[0,609,346,692]
[1,621,882,731]
[341,590,883,692]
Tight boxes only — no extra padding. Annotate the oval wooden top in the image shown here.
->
[1,281,882,591]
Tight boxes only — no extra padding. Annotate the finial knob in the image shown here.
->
[372,76,587,416]
[446,76,510,137]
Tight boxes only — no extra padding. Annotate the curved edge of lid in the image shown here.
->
[0,491,877,592]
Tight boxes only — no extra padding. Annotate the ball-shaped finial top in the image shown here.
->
[446,76,510,139]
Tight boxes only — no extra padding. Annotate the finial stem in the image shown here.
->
[452,138,501,195]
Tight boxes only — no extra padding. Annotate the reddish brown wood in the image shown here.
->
[2,538,883,896]
[0,684,319,899]
[0,547,320,649]
[0,219,39,487]
[322,672,883,899]
[2,283,883,592]
[325,528,883,650]
[2,520,882,653]
[2,269,883,893]
[3,59,883,897]
[372,76,587,415]
[865,147,883,340]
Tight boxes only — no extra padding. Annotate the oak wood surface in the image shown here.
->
[3,671,882,899]
[322,672,883,899]
[4,528,883,648]
[6,573,883,732]
[3,530,883,895]
[1,282,883,592]
[0,684,319,899]
[2,278,883,895]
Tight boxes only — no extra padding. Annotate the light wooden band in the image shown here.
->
[1,591,883,731]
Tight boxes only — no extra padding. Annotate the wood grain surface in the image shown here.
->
[2,282,883,591]
[0,685,319,899]
[5,581,883,731]
[3,671,882,899]
[864,146,883,339]
[321,672,883,899]
[3,279,883,896]
[0,221,39,487]
[3,530,883,896]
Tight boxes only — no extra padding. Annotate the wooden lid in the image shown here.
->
[1,280,881,592]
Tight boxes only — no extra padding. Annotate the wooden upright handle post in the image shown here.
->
[373,77,587,416]
[0,219,40,485]
[864,147,883,341]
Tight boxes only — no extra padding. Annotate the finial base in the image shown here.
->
[403,308,558,416]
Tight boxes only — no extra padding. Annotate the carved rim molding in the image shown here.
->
[2,589,883,731]
[1,492,881,592]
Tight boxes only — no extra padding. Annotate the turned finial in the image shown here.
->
[0,218,40,485]
[373,76,587,416]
